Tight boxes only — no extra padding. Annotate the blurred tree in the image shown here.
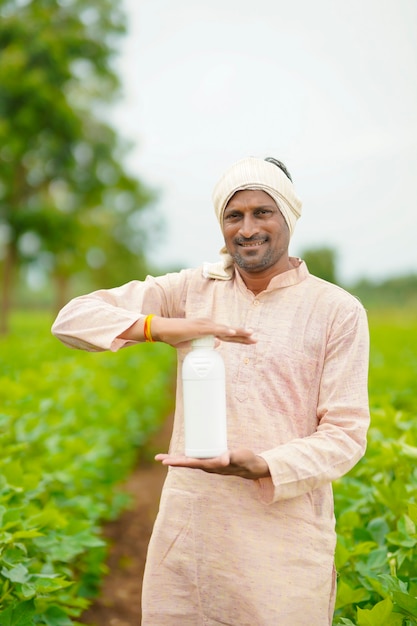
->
[0,0,157,333]
[351,273,417,309]
[301,246,339,285]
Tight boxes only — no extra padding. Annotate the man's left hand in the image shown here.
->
[154,449,270,480]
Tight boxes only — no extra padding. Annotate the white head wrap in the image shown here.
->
[203,157,302,280]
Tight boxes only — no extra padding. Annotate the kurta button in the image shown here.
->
[244,358,249,364]
[253,300,260,306]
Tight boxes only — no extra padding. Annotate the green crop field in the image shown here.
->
[0,309,416,625]
[0,312,176,625]
[333,310,417,626]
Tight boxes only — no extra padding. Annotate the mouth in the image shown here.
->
[237,239,266,248]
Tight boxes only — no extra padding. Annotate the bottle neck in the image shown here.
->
[191,335,215,349]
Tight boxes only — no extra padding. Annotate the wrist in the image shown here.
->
[143,314,156,342]
[255,455,270,478]
[147,315,162,342]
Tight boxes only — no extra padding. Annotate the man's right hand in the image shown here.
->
[119,316,256,348]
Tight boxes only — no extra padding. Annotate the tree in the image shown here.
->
[0,0,156,332]
[301,246,339,285]
[350,273,417,309]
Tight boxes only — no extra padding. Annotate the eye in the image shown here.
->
[224,212,241,221]
[255,208,272,217]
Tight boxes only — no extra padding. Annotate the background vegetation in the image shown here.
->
[333,311,417,626]
[0,0,161,335]
[0,313,175,624]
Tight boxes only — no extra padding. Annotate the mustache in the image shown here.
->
[234,236,267,245]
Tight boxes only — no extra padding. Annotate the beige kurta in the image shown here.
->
[52,260,370,626]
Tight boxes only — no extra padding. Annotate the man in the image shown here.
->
[52,156,370,625]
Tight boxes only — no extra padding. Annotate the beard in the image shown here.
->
[230,242,287,273]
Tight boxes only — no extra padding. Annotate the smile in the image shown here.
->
[239,240,265,247]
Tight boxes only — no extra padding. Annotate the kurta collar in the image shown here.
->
[233,257,309,295]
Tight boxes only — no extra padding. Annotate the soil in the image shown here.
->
[80,415,173,626]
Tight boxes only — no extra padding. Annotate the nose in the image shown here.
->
[239,213,259,238]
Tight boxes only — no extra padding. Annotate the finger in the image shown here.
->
[220,334,257,344]
[216,328,256,343]
[155,454,193,465]
[154,452,230,469]
[154,454,200,467]
[199,452,231,468]
[154,453,170,461]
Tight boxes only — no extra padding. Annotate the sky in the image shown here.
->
[110,0,417,284]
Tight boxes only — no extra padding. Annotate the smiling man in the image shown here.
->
[224,189,289,270]
[52,156,370,625]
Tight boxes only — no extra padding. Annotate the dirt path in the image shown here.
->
[81,416,172,626]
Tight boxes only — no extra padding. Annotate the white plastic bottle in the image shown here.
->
[182,335,227,458]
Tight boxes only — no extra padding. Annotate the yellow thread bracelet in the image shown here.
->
[143,314,155,342]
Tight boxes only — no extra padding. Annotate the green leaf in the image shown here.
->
[377,574,408,594]
[0,599,36,626]
[335,541,351,569]
[0,505,7,525]
[349,541,379,558]
[354,556,387,579]
[41,605,74,626]
[1,564,29,584]
[12,529,44,540]
[385,531,416,548]
[408,502,417,525]
[367,517,390,545]
[384,615,407,626]
[392,591,417,617]
[397,514,416,536]
[1,462,25,490]
[28,509,68,531]
[398,442,417,459]
[335,580,371,610]
[2,510,24,529]
[357,597,393,625]
[18,584,36,600]
[31,576,73,594]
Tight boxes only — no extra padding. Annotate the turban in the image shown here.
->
[212,156,302,235]
[203,157,302,280]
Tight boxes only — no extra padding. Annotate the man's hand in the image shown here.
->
[120,316,256,348]
[151,317,256,348]
[154,449,270,480]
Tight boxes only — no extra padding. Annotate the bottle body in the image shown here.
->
[182,337,227,458]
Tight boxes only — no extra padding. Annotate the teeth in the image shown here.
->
[241,241,264,247]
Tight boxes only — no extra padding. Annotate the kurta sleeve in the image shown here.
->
[51,272,188,352]
[257,303,370,504]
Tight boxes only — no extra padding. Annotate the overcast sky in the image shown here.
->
[110,0,417,283]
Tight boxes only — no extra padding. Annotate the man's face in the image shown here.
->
[222,189,290,274]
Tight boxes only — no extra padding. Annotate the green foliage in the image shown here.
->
[301,246,339,284]
[0,312,176,623]
[349,275,417,311]
[0,0,159,331]
[333,311,417,625]
[301,246,417,312]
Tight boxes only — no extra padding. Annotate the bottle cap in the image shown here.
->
[191,335,215,348]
